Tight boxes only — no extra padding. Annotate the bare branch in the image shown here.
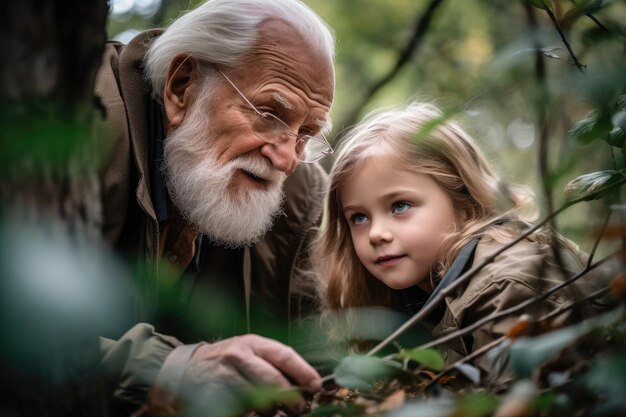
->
[424,284,611,389]
[336,0,445,139]
[586,208,612,269]
[523,2,570,277]
[392,249,617,354]
[568,0,610,32]
[541,0,586,72]
[425,336,507,388]
[584,13,610,32]
[422,208,614,386]
[541,286,611,323]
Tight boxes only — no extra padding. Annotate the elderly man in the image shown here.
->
[96,0,335,414]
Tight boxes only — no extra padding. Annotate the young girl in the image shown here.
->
[316,102,611,375]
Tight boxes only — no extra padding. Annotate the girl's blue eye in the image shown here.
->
[351,213,368,225]
[392,202,411,214]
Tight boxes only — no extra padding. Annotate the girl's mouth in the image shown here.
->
[375,255,405,266]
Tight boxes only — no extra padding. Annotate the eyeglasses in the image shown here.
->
[216,68,334,163]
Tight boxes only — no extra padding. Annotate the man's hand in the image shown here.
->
[189,335,321,393]
[140,334,321,417]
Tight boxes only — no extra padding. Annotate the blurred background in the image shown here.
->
[107,0,626,251]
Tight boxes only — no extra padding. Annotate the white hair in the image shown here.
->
[145,0,336,103]
[163,79,287,247]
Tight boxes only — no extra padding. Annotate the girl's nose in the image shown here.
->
[368,220,393,246]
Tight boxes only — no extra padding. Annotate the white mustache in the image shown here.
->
[229,155,286,184]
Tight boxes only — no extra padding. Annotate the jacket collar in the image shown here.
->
[118,29,163,221]
[423,237,480,309]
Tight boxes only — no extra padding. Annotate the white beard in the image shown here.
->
[162,81,287,248]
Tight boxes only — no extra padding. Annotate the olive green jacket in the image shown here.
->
[429,237,612,379]
[94,30,327,411]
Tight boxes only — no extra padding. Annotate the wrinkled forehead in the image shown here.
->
[245,19,335,100]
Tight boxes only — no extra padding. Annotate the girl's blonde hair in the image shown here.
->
[317,102,536,311]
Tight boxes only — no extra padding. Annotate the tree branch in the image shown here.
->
[568,0,610,32]
[523,2,570,277]
[425,283,612,388]
[336,0,445,139]
[423,208,613,386]
[541,0,586,72]
[425,336,507,388]
[391,249,617,355]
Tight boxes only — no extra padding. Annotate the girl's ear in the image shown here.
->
[163,54,198,130]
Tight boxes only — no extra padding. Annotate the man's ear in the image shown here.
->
[163,54,198,129]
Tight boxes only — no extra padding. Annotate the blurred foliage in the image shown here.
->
[305,307,626,417]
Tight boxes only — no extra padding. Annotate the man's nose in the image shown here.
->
[259,137,299,175]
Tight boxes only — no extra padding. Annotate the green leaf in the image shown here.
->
[606,127,626,148]
[562,0,605,25]
[458,393,500,417]
[308,403,365,417]
[243,386,300,411]
[612,110,626,130]
[399,348,445,371]
[582,353,626,415]
[568,115,596,141]
[617,94,626,111]
[333,355,412,391]
[387,398,456,417]
[567,112,612,144]
[527,0,551,10]
[509,310,622,378]
[563,169,625,201]
[535,391,559,414]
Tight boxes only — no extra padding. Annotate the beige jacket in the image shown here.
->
[95,30,328,412]
[429,237,612,378]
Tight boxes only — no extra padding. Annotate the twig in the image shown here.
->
[524,2,551,212]
[425,336,507,388]
[387,249,617,355]
[540,0,586,72]
[425,208,612,386]
[424,284,611,389]
[584,13,609,32]
[541,286,611,323]
[586,208,612,269]
[523,2,569,279]
[319,256,618,389]
[568,0,610,32]
[336,0,445,139]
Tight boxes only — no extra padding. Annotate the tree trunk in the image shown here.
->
[0,0,107,231]
[0,1,110,416]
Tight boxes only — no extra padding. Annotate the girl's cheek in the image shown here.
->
[353,239,369,262]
